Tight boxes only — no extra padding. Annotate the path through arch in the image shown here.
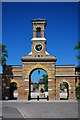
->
[60,82,69,100]
[28,68,48,100]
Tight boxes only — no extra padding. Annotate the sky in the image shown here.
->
[2,2,78,66]
[31,69,47,83]
[2,2,78,81]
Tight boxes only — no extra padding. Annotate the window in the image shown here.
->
[36,27,41,38]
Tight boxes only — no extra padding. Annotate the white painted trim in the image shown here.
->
[56,66,75,67]
[48,79,52,81]
[11,66,22,68]
[69,86,71,89]
[55,75,76,76]
[24,79,29,81]
[28,50,49,55]
[28,51,32,55]
[25,89,29,91]
[31,38,46,41]
[48,89,52,91]
[32,21,46,24]
[45,51,49,55]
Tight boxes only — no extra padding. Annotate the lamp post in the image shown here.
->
[38,69,40,75]
[38,69,40,82]
[38,69,40,92]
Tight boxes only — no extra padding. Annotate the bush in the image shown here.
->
[76,85,80,99]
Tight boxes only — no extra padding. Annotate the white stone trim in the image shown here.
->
[25,89,29,91]
[12,75,22,77]
[56,66,75,67]
[55,75,76,77]
[31,38,46,41]
[48,89,52,91]
[48,79,52,81]
[28,51,32,55]
[11,66,22,67]
[28,50,49,55]
[32,21,46,24]
[24,79,29,81]
[45,51,49,55]
[69,86,71,89]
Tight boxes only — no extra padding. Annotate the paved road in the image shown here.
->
[2,100,78,118]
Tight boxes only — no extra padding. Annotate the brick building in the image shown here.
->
[2,19,80,100]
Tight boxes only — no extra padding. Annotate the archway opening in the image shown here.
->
[60,82,69,100]
[36,27,41,38]
[9,82,18,100]
[29,68,48,100]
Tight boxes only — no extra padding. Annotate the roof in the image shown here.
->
[21,55,57,62]
[32,18,46,22]
[32,18,47,26]
[56,65,75,67]
[7,65,22,67]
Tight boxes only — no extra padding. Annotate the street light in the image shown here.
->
[38,69,40,74]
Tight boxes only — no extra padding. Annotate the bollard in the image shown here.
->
[37,95,39,100]
[47,95,49,100]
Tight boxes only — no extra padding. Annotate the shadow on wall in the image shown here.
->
[2,65,13,100]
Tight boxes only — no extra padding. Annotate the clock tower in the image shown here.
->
[30,19,49,57]
[21,18,57,100]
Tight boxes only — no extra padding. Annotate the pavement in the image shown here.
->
[0,100,78,118]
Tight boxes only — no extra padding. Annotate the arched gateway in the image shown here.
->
[20,19,76,100]
[21,19,57,100]
[2,19,76,100]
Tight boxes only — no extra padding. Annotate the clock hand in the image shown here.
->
[38,46,41,49]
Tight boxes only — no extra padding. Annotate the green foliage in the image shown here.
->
[13,83,17,90]
[42,74,48,91]
[76,55,80,59]
[76,85,80,99]
[36,83,39,89]
[0,43,8,67]
[74,41,80,50]
[63,82,68,88]
[74,41,80,59]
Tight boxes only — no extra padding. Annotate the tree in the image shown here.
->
[74,41,80,59]
[36,83,39,89]
[0,44,8,67]
[74,41,80,99]
[42,74,48,91]
[76,85,80,99]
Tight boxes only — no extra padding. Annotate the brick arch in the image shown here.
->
[58,79,71,87]
[10,79,19,87]
[25,63,51,78]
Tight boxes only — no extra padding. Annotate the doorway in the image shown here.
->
[28,68,48,100]
[60,82,69,100]
[9,82,18,100]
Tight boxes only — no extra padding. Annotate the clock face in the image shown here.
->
[35,44,43,52]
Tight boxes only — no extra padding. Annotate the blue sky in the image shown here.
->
[31,69,47,83]
[2,2,78,81]
[2,2,78,66]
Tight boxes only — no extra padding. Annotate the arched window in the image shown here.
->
[9,82,18,100]
[60,82,69,100]
[36,27,41,38]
